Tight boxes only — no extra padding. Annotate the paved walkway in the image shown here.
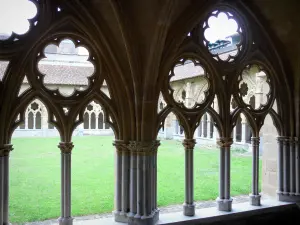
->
[22,195,249,225]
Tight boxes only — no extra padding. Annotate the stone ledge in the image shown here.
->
[51,199,295,225]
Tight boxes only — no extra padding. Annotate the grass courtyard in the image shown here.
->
[9,136,261,223]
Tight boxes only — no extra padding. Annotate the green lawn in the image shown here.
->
[9,136,261,223]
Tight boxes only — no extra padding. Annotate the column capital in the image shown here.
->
[251,137,260,146]
[277,136,292,143]
[113,140,129,154]
[0,144,13,156]
[58,142,74,154]
[216,137,233,147]
[182,139,196,150]
[128,140,160,155]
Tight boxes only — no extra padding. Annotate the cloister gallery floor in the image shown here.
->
[9,136,260,223]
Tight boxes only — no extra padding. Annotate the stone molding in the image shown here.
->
[182,139,196,150]
[277,136,292,144]
[0,144,13,157]
[113,140,130,154]
[216,137,233,148]
[58,142,74,154]
[251,137,260,147]
[128,140,160,155]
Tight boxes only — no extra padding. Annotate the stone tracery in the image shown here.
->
[0,1,298,225]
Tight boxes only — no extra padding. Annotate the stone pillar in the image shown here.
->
[25,115,28,129]
[277,137,284,195]
[296,137,300,196]
[113,141,130,223]
[207,115,211,139]
[233,127,236,143]
[241,116,247,143]
[96,116,99,129]
[182,139,196,216]
[216,138,233,211]
[249,137,261,206]
[201,119,205,138]
[0,145,13,225]
[282,137,290,194]
[127,141,160,225]
[58,142,74,225]
[33,114,36,129]
[277,137,300,202]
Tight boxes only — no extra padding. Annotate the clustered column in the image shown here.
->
[113,140,130,223]
[127,141,160,225]
[216,137,233,211]
[0,144,13,225]
[182,139,196,216]
[58,142,74,225]
[277,136,300,202]
[249,137,261,206]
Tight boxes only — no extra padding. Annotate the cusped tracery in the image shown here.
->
[238,64,271,110]
[204,10,242,61]
[169,59,209,109]
[38,39,95,97]
[0,0,37,40]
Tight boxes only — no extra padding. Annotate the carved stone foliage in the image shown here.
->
[203,10,242,62]
[168,58,210,109]
[237,64,271,111]
[0,0,38,41]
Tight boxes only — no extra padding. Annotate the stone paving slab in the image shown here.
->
[19,195,249,225]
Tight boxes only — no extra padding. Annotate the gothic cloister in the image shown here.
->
[0,1,300,225]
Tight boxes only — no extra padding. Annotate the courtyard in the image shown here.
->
[9,136,260,223]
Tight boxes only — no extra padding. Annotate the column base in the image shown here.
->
[58,217,73,225]
[216,197,232,211]
[128,209,159,225]
[113,210,128,223]
[183,203,195,216]
[249,194,261,206]
[278,192,300,202]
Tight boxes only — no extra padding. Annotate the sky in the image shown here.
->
[204,12,238,43]
[0,0,37,37]
[0,0,238,43]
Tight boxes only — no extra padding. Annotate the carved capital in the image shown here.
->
[251,137,260,147]
[128,140,160,155]
[0,144,13,157]
[216,137,233,148]
[277,136,292,145]
[113,140,129,154]
[182,139,196,150]
[58,142,74,154]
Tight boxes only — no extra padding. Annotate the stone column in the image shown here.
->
[33,114,36,129]
[207,115,211,139]
[113,141,130,223]
[127,141,160,225]
[249,137,261,206]
[25,116,28,129]
[233,127,237,143]
[277,136,284,196]
[216,138,233,211]
[182,139,196,216]
[0,145,13,225]
[241,117,247,143]
[58,142,74,225]
[96,116,99,129]
[201,119,205,138]
[282,137,290,194]
[296,137,300,196]
[290,138,296,195]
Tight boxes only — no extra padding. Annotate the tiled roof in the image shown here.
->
[0,48,237,85]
